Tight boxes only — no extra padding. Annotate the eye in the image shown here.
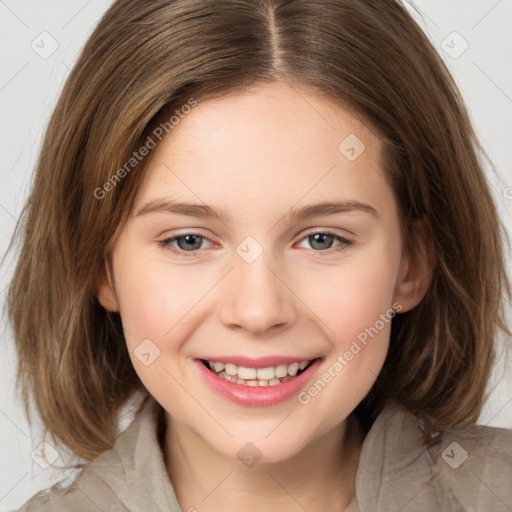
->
[158,230,354,259]
[296,230,354,254]
[158,233,215,257]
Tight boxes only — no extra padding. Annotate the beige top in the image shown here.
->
[19,396,512,511]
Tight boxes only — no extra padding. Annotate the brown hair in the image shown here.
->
[6,0,511,462]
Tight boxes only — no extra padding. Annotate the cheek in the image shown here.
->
[113,256,200,397]
[297,239,400,382]
[115,225,400,358]
[114,248,212,346]
[304,246,399,335]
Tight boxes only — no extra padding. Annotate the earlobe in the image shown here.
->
[393,219,436,313]
[96,261,120,312]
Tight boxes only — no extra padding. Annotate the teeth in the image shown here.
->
[215,370,297,386]
[238,366,257,380]
[213,362,225,372]
[224,363,238,376]
[256,367,275,380]
[288,362,299,377]
[206,359,312,385]
[275,365,288,378]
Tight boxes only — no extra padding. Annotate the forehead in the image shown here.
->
[134,82,392,221]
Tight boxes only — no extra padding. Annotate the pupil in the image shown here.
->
[310,233,333,250]
[178,235,202,251]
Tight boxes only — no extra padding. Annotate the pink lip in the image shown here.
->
[195,358,322,407]
[198,355,316,368]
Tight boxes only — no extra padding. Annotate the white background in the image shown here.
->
[1,1,511,510]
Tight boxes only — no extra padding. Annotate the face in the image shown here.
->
[98,81,426,464]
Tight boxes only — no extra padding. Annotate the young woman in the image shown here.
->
[8,0,511,510]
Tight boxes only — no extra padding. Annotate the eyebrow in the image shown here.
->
[134,198,379,222]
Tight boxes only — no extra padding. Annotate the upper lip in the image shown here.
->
[198,355,320,368]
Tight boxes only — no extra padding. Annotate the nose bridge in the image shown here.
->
[218,241,297,335]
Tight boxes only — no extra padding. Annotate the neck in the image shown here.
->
[164,414,363,512]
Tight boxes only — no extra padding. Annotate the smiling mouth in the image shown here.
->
[200,359,317,387]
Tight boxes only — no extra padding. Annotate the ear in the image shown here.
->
[393,219,436,313]
[96,260,120,312]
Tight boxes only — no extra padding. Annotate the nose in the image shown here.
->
[218,252,298,337]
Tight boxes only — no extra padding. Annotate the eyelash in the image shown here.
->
[158,230,354,258]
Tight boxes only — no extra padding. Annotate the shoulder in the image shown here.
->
[16,395,172,512]
[17,449,130,512]
[427,420,512,510]
[17,472,127,512]
[429,417,512,463]
[356,399,512,511]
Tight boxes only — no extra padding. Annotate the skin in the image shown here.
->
[97,81,432,511]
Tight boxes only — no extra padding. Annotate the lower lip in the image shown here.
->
[195,358,322,407]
